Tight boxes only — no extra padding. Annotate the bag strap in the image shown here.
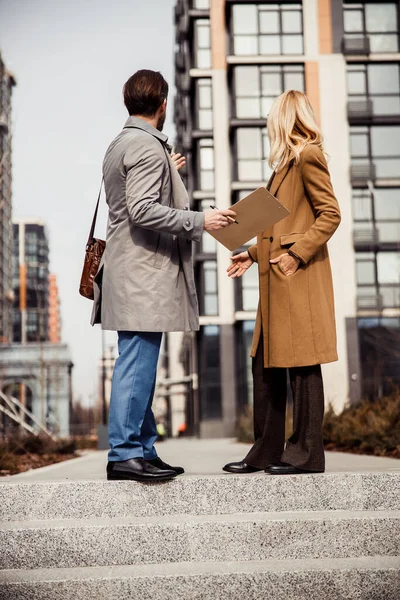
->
[87,179,104,245]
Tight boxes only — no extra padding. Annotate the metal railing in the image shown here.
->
[350,163,376,183]
[348,99,374,119]
[342,36,370,55]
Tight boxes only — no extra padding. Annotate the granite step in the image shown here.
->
[1,471,399,522]
[1,510,399,570]
[1,556,399,600]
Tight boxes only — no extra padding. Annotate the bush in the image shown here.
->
[0,434,79,476]
[236,391,400,459]
[323,391,400,458]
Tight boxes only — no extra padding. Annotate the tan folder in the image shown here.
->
[208,187,290,251]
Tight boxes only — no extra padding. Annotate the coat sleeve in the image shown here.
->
[124,140,205,242]
[247,244,258,262]
[289,145,341,265]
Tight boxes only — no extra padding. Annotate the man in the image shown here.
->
[91,70,235,482]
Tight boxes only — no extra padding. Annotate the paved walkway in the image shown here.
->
[3,438,400,482]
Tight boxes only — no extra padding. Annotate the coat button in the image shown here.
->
[270,236,273,242]
[184,206,188,210]
[185,220,191,227]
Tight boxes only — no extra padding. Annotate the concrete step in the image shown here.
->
[1,472,399,522]
[1,556,399,600]
[1,510,399,570]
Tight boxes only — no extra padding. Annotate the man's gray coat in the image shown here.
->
[91,116,205,332]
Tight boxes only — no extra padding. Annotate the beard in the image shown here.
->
[156,109,166,131]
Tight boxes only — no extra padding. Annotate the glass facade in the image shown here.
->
[12,223,50,343]
[345,3,400,397]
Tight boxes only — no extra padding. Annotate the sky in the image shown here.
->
[0,0,176,406]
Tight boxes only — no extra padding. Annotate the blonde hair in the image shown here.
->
[267,90,323,172]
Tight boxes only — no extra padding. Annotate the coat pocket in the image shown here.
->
[280,232,305,247]
[153,232,169,269]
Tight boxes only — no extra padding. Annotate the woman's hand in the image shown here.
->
[270,253,300,276]
[171,152,186,171]
[227,251,254,278]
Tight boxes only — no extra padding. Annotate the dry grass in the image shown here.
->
[0,434,78,476]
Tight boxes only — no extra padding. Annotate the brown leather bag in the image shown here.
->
[79,181,106,300]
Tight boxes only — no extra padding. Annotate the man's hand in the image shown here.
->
[227,251,254,278]
[171,152,186,171]
[269,253,300,276]
[204,209,237,231]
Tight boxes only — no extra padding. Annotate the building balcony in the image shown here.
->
[350,163,376,185]
[357,294,383,311]
[342,36,370,56]
[175,71,191,93]
[348,99,374,120]
[353,227,379,249]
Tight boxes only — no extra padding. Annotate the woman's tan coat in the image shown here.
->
[247,144,341,368]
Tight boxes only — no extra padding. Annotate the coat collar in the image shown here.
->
[123,115,169,145]
[268,160,293,197]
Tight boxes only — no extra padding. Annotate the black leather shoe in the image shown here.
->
[222,461,262,474]
[146,457,185,475]
[107,458,177,482]
[265,462,324,475]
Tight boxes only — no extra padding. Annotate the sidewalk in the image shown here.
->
[3,438,400,482]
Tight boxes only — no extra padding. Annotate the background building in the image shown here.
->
[170,0,400,437]
[12,220,50,344]
[0,52,16,344]
[0,219,73,437]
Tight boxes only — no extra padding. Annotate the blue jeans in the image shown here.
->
[108,331,162,462]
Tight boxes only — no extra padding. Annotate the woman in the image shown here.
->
[223,90,341,476]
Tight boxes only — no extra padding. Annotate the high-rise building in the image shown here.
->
[12,220,50,343]
[171,0,400,437]
[0,53,16,344]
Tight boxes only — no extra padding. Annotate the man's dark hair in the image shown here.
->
[123,70,169,117]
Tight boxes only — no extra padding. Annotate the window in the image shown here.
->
[343,2,399,53]
[196,78,213,129]
[234,64,304,119]
[350,125,400,178]
[199,325,222,419]
[195,19,211,68]
[194,0,209,7]
[198,259,218,316]
[198,200,217,254]
[358,317,400,399]
[234,127,272,182]
[347,63,400,116]
[353,187,400,243]
[356,251,400,309]
[197,138,214,190]
[241,266,259,312]
[231,3,303,56]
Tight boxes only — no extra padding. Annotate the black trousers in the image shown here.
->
[244,334,325,472]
